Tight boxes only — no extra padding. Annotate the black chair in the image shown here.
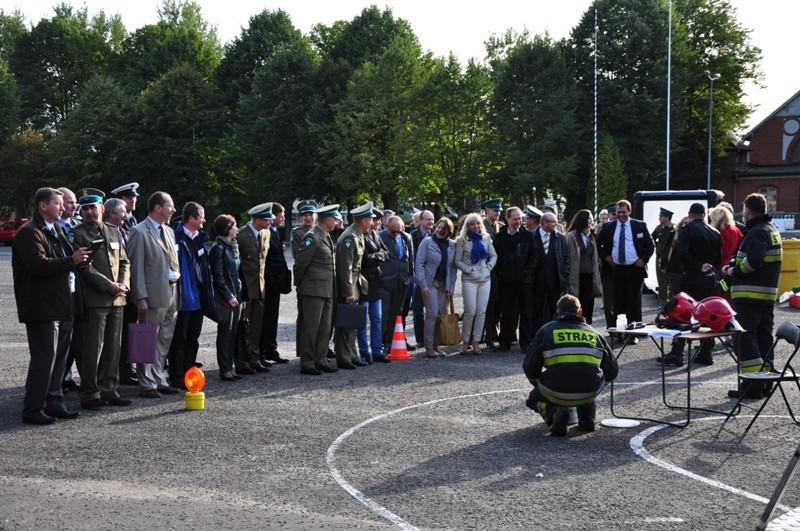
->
[722,320,800,436]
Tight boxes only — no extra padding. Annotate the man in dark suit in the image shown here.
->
[70,189,132,410]
[597,199,655,343]
[493,206,538,351]
[127,191,182,398]
[482,198,505,348]
[236,203,273,374]
[379,215,413,359]
[12,187,91,424]
[531,211,570,335]
[260,202,291,364]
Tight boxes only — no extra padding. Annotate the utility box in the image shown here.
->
[633,189,725,292]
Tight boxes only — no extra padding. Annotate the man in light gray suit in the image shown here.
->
[127,192,181,398]
[378,216,413,359]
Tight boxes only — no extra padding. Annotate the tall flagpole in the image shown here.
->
[665,0,672,190]
[593,9,599,217]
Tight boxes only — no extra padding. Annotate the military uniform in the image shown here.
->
[70,195,130,407]
[294,205,339,373]
[334,204,372,368]
[651,208,674,305]
[290,200,318,357]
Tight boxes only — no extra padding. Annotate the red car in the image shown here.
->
[0,219,28,245]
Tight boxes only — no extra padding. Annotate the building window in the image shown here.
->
[758,186,778,212]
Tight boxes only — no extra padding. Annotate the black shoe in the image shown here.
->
[692,351,714,365]
[62,380,80,391]
[252,363,270,373]
[301,367,322,375]
[353,359,369,367]
[45,408,80,419]
[119,376,139,386]
[320,364,338,373]
[656,353,684,367]
[327,348,336,359]
[81,398,106,410]
[577,417,596,433]
[339,362,357,370]
[728,386,764,400]
[22,411,56,425]
[629,336,640,345]
[361,355,373,365]
[406,342,417,351]
[106,397,132,406]
[265,353,290,364]
[220,373,237,381]
[157,386,181,395]
[550,407,569,437]
[373,356,391,363]
[495,343,511,352]
[237,366,256,375]
[193,362,204,369]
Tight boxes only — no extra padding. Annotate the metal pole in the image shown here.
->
[666,0,672,190]
[705,71,721,190]
[593,9,598,218]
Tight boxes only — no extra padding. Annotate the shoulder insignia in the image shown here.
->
[67,230,76,244]
[344,238,352,249]
[290,232,295,242]
[303,236,314,247]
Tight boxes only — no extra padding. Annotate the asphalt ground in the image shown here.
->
[2,244,800,530]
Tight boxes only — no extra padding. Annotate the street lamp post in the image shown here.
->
[705,70,721,190]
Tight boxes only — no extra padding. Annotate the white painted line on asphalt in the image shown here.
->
[631,416,792,513]
[326,388,523,530]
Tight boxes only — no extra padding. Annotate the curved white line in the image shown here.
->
[631,415,791,512]
[326,389,523,529]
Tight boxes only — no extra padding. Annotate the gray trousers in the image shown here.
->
[23,321,71,418]
[137,286,178,391]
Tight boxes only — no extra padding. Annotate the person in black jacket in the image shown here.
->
[260,202,291,365]
[493,207,538,352]
[209,214,244,381]
[358,209,389,363]
[531,211,570,337]
[523,294,618,436]
[12,187,92,424]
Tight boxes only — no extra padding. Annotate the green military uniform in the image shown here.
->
[69,189,130,406]
[651,208,675,305]
[294,206,338,372]
[290,200,318,357]
[333,204,372,368]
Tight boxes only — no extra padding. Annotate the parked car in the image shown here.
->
[0,219,28,245]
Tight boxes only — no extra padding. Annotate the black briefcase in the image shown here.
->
[335,303,367,329]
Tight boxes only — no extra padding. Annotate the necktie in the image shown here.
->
[542,232,550,255]
[118,227,127,249]
[396,235,404,258]
[618,222,627,265]
[160,225,179,270]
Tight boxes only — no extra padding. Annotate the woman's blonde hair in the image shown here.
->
[458,212,483,240]
[709,206,733,230]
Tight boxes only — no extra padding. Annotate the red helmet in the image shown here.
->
[662,292,697,324]
[693,296,737,332]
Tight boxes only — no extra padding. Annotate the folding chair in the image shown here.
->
[722,320,800,436]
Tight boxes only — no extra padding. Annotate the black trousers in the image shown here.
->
[260,282,281,356]
[577,273,596,325]
[735,301,775,369]
[670,272,716,355]
[499,282,533,349]
[611,264,645,323]
[23,321,71,417]
[531,287,560,337]
[167,309,204,382]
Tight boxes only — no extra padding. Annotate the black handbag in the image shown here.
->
[335,303,367,329]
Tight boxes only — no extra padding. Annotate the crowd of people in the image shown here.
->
[11,186,782,434]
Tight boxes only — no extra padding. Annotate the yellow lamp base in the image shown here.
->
[185,391,205,410]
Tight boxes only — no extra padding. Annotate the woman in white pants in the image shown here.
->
[454,213,497,355]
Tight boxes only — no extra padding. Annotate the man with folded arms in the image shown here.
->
[69,189,131,410]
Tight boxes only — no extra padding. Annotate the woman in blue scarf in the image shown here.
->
[454,213,497,355]
[414,217,457,358]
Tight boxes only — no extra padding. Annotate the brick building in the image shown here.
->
[717,89,800,226]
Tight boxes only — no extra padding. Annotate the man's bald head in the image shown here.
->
[386,215,404,233]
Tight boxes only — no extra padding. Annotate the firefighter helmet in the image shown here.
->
[661,292,697,324]
[693,296,737,332]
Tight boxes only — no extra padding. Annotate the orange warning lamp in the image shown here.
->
[184,366,206,410]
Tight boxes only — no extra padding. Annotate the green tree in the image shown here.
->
[0,128,51,216]
[216,9,312,109]
[47,75,131,189]
[0,9,25,63]
[111,0,222,93]
[114,63,225,207]
[490,33,581,206]
[596,135,628,209]
[9,4,114,130]
[0,60,21,139]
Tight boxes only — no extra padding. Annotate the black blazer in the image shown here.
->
[378,229,413,289]
[361,230,389,301]
[597,219,655,270]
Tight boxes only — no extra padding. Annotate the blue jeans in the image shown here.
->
[357,299,382,357]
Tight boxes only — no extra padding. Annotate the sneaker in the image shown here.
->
[550,407,569,437]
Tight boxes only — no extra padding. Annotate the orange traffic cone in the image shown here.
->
[388,316,413,361]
